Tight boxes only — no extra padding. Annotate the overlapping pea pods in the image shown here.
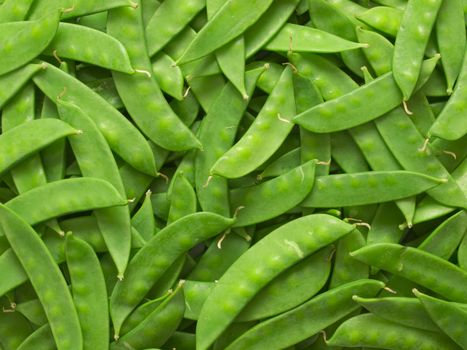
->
[0,0,466,349]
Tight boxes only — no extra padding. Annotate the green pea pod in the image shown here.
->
[167,172,197,224]
[0,119,78,176]
[327,313,460,349]
[15,299,47,327]
[0,12,59,75]
[0,311,33,350]
[225,279,385,350]
[33,62,157,176]
[108,2,201,151]
[5,178,126,226]
[196,214,355,350]
[357,6,403,37]
[110,212,234,338]
[151,52,184,100]
[16,324,55,350]
[353,295,440,332]
[211,66,295,178]
[0,205,82,350]
[177,0,274,64]
[230,160,316,227]
[43,23,134,73]
[266,24,367,53]
[302,171,442,207]
[0,0,34,22]
[351,243,467,302]
[131,190,156,241]
[112,282,185,348]
[66,234,109,350]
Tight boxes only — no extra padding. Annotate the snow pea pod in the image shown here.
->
[302,171,442,207]
[196,214,355,350]
[0,205,82,350]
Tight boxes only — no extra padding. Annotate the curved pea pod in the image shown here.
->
[293,56,438,133]
[16,324,55,350]
[429,49,467,141]
[357,27,394,76]
[211,66,295,178]
[15,299,47,327]
[0,118,78,176]
[0,63,44,109]
[0,205,82,350]
[237,246,333,322]
[0,0,34,23]
[302,171,443,208]
[177,0,274,64]
[353,295,440,332]
[259,147,301,178]
[28,0,136,19]
[195,67,264,216]
[230,160,316,227]
[112,283,184,348]
[351,243,467,303]
[184,281,215,320]
[0,12,59,75]
[131,191,156,241]
[418,210,467,260]
[225,279,385,350]
[265,24,367,53]
[327,313,460,350]
[33,62,157,176]
[393,0,443,100]
[43,23,133,73]
[357,6,403,37]
[196,214,355,350]
[376,107,467,209]
[110,212,235,338]
[145,0,206,57]
[413,290,467,348]
[244,0,300,58]
[167,172,197,224]
[459,233,467,271]
[5,178,127,225]
[108,3,201,152]
[66,234,109,349]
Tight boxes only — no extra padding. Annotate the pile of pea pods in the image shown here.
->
[0,0,467,349]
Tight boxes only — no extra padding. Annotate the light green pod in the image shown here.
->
[151,52,184,100]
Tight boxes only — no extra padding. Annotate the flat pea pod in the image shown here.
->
[327,313,460,350]
[356,6,403,37]
[414,290,467,348]
[418,210,467,260]
[0,63,44,109]
[33,62,157,176]
[429,48,467,141]
[230,160,316,227]
[0,0,34,23]
[210,66,295,178]
[356,26,394,76]
[0,118,77,176]
[293,56,439,133]
[195,67,264,216]
[265,24,367,53]
[112,283,184,348]
[0,12,59,75]
[177,0,274,64]
[375,107,467,209]
[15,299,47,326]
[459,232,467,270]
[184,280,215,320]
[244,0,300,58]
[436,0,466,94]
[57,99,131,277]
[353,295,440,332]
[350,243,467,303]
[66,233,109,350]
[167,172,197,224]
[151,52,184,100]
[225,279,385,350]
[43,23,134,73]
[259,147,301,178]
[107,2,201,151]
[0,205,82,350]
[367,202,405,248]
[5,178,127,225]
[392,0,443,100]
[196,214,355,350]
[145,0,206,57]
[331,131,370,173]
[0,311,33,350]
[16,324,55,350]
[237,246,333,322]
[302,171,442,208]
[28,0,135,19]
[110,212,234,338]
[131,190,156,241]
